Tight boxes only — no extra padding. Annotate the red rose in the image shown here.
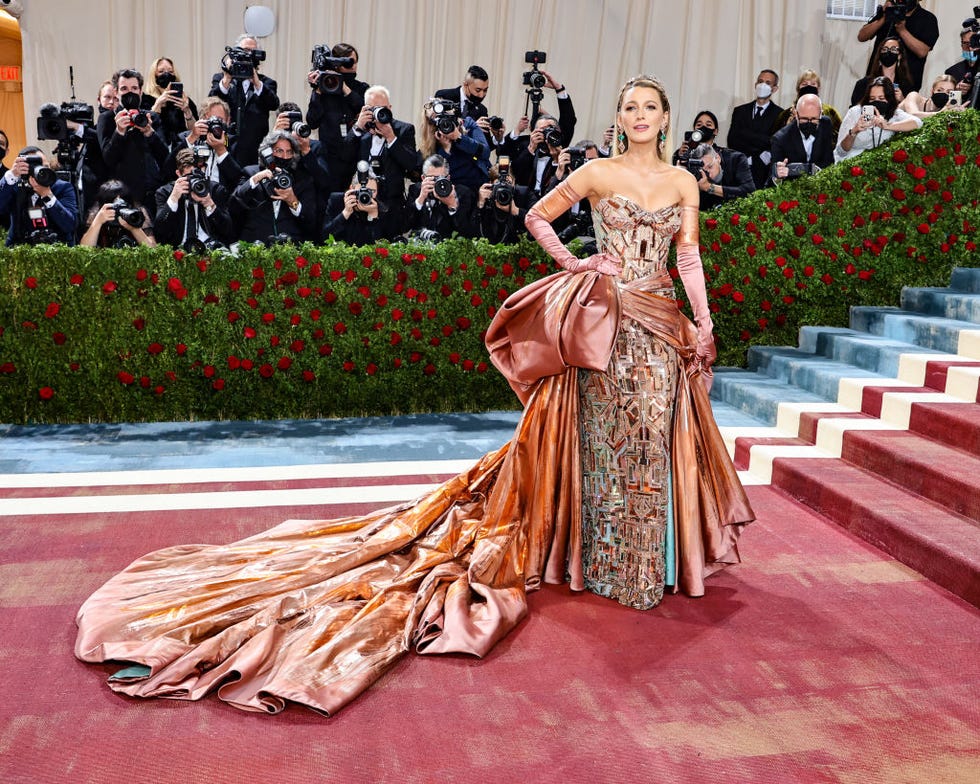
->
[821,273,833,284]
[720,232,732,244]
[841,181,853,192]
[730,214,740,226]
[269,335,280,347]
[343,361,356,372]
[705,218,718,229]
[410,327,422,340]
[912,166,927,180]
[390,331,402,346]
[349,302,363,316]
[333,322,347,334]
[212,379,226,390]
[804,265,815,277]
[244,327,257,339]
[43,302,61,319]
[203,365,216,378]
[456,316,472,329]
[147,342,164,355]
[318,344,333,356]
[173,250,185,261]
[917,223,930,234]
[227,311,240,323]
[850,166,863,176]
[783,267,795,278]
[102,281,117,294]
[845,264,856,275]
[302,370,315,382]
[176,343,187,355]
[229,279,242,291]
[70,273,84,285]
[365,363,378,376]
[277,357,292,371]
[423,363,436,375]
[892,149,908,163]
[227,355,241,370]
[117,372,135,385]
[477,362,488,373]
[858,270,873,280]
[470,294,483,307]
[259,363,274,378]
[732,291,745,303]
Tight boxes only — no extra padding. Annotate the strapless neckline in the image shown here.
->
[596,195,682,220]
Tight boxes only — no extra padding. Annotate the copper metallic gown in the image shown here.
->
[75,195,754,716]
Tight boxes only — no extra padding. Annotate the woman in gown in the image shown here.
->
[74,75,753,716]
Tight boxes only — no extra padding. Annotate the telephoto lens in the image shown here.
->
[433,176,453,198]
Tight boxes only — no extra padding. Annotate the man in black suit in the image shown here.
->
[306,42,369,193]
[511,113,565,199]
[0,148,79,245]
[96,68,170,207]
[770,94,835,185]
[153,149,233,250]
[161,97,245,201]
[208,35,280,166]
[230,130,318,245]
[338,85,418,236]
[434,65,500,149]
[686,144,755,210]
[404,154,476,239]
[727,69,783,189]
[323,166,399,244]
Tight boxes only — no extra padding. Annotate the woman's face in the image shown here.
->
[868,86,886,103]
[619,86,667,144]
[156,59,175,78]
[693,113,716,134]
[932,80,954,95]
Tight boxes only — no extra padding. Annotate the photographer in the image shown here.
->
[671,111,720,165]
[230,130,317,245]
[858,0,938,93]
[946,26,979,108]
[162,97,245,199]
[209,34,280,166]
[544,139,598,237]
[0,147,79,245]
[79,179,155,248]
[96,68,169,207]
[404,154,476,240]
[511,113,564,197]
[323,162,397,244]
[419,98,490,191]
[306,43,368,192]
[681,145,751,210]
[143,57,197,152]
[770,94,835,185]
[475,157,529,244]
[273,102,330,226]
[153,149,233,251]
[340,85,418,235]
[836,76,921,162]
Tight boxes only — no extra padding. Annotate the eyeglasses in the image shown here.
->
[880,47,900,55]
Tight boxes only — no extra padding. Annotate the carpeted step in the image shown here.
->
[770,456,980,607]
[839,429,980,523]
[849,307,980,358]
[901,286,980,324]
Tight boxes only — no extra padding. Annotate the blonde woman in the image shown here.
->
[899,74,964,119]
[144,56,197,148]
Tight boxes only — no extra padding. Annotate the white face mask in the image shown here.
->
[755,82,772,100]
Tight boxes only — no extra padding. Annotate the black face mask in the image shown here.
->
[693,126,715,142]
[879,51,900,68]
[466,93,484,105]
[870,100,891,118]
[798,120,819,138]
[930,91,949,109]
[0,146,7,159]
[797,84,819,98]
[271,155,295,171]
[119,92,141,111]
[155,72,176,89]
[342,72,358,86]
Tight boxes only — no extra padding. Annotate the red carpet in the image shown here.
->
[2,483,979,784]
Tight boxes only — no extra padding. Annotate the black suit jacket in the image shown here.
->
[307,77,368,192]
[769,118,835,180]
[230,165,318,244]
[727,100,784,189]
[403,181,477,238]
[161,132,245,204]
[153,181,234,248]
[208,73,280,166]
[339,119,418,209]
[97,108,170,206]
[0,177,79,245]
[322,191,397,244]
[699,147,756,210]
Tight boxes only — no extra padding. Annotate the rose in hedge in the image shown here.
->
[39,386,54,400]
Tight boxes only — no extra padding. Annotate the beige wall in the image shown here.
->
[16,1,963,155]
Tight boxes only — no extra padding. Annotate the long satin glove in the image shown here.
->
[674,205,716,372]
[525,181,621,275]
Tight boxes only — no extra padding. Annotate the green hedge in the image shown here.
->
[2,112,979,424]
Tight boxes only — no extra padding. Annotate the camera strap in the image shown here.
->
[184,202,198,247]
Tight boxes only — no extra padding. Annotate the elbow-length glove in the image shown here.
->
[524,181,621,275]
[676,205,716,368]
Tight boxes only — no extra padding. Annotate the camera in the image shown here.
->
[223,45,265,80]
[429,101,459,134]
[567,146,586,171]
[488,115,504,132]
[284,110,311,138]
[964,12,980,50]
[884,0,910,22]
[492,155,514,206]
[432,175,453,198]
[354,160,374,205]
[191,142,212,163]
[187,169,211,197]
[110,198,145,228]
[522,50,547,103]
[366,105,393,129]
[684,157,705,177]
[205,116,230,140]
[415,228,441,243]
[311,45,355,95]
[36,100,94,141]
[21,154,57,188]
[684,128,713,146]
[542,126,563,149]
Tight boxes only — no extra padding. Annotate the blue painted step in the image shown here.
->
[710,367,827,426]
[797,327,938,377]
[950,267,980,293]
[747,346,883,402]
[848,307,977,355]
[901,287,980,325]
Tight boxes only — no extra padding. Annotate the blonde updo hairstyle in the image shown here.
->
[612,74,672,161]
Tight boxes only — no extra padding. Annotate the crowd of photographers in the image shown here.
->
[3,0,978,252]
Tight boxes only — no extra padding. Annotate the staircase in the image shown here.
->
[712,267,980,607]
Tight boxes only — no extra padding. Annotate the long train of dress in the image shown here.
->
[75,198,754,715]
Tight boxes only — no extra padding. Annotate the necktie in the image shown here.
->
[754,106,762,120]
